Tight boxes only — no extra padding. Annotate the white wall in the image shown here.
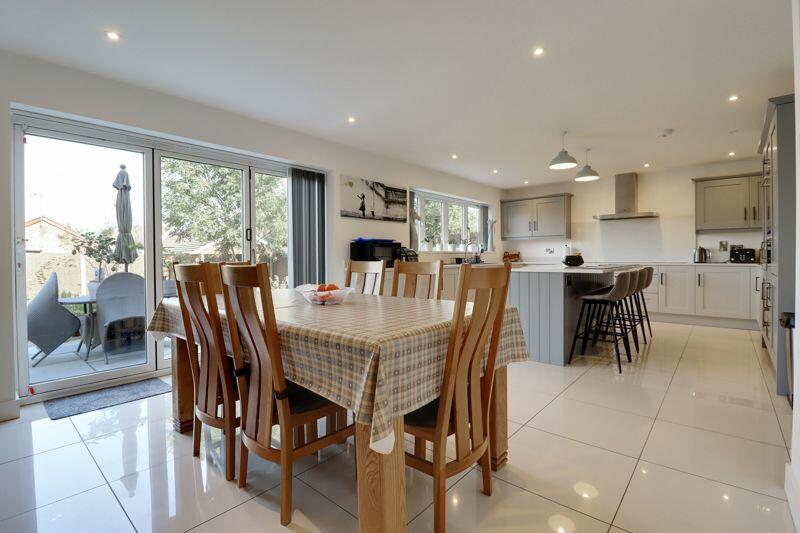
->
[0,50,501,418]
[501,158,763,263]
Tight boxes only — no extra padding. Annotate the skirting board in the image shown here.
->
[785,463,800,531]
[0,398,20,422]
[650,313,759,331]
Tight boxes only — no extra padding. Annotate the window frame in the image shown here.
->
[413,190,488,250]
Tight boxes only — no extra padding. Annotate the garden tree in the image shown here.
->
[160,159,288,286]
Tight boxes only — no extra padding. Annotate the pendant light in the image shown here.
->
[549,131,578,170]
[574,148,600,182]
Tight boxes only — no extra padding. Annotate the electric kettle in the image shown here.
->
[692,246,708,263]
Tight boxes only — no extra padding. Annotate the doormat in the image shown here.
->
[43,378,172,420]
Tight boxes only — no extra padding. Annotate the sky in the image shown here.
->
[24,134,145,232]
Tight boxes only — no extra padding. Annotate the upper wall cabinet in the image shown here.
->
[501,194,572,240]
[694,174,762,231]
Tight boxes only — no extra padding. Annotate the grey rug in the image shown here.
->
[44,378,172,420]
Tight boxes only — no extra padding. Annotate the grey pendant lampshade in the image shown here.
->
[549,131,578,170]
[574,149,600,182]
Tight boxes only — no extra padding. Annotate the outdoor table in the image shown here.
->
[59,294,96,356]
[147,289,528,532]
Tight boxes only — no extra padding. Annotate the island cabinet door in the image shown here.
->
[694,266,751,319]
[657,266,696,315]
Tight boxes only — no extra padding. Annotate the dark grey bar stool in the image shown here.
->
[568,270,633,373]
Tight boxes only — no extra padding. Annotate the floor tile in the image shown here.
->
[110,452,278,533]
[658,385,784,445]
[188,478,357,532]
[0,485,134,533]
[507,387,555,424]
[642,420,789,499]
[508,361,589,396]
[0,416,81,464]
[70,392,173,440]
[615,461,794,533]
[0,442,106,521]
[297,445,470,520]
[583,364,674,391]
[85,417,200,481]
[493,426,637,522]
[407,470,609,532]
[529,397,654,457]
[561,374,666,418]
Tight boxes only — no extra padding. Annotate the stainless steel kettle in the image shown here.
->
[693,246,708,263]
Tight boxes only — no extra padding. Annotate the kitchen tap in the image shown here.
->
[465,241,481,264]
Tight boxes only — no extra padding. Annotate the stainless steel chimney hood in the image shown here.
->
[594,172,659,220]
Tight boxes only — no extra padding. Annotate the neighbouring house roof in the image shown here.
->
[25,216,82,240]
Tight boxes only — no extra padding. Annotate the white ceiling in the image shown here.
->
[0,0,793,188]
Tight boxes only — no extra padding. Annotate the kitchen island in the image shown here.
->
[507,264,639,365]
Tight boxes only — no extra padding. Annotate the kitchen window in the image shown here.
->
[410,190,490,252]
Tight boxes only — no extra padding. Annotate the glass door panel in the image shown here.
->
[19,133,153,392]
[157,155,245,361]
[252,171,289,288]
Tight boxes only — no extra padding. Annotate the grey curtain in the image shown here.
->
[480,204,489,251]
[290,168,326,285]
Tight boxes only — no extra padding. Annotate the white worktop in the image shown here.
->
[510,263,640,274]
[506,260,758,269]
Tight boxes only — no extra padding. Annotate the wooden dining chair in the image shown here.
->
[403,263,511,533]
[220,263,355,526]
[174,262,239,481]
[390,260,444,300]
[345,259,386,295]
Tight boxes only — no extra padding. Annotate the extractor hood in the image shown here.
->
[594,173,659,220]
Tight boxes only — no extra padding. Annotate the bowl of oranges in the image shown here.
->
[296,283,354,305]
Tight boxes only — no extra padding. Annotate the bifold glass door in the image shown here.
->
[14,128,156,395]
[14,121,295,398]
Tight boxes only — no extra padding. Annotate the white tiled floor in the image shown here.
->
[1,322,797,532]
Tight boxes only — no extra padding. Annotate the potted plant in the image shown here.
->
[71,229,119,296]
[433,236,442,252]
[420,238,430,252]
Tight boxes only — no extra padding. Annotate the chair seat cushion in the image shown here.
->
[405,398,454,428]
[284,381,332,415]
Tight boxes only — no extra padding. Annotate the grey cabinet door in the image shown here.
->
[531,196,566,237]
[695,177,751,230]
[749,175,764,228]
[657,266,696,315]
[502,200,532,239]
[694,266,750,319]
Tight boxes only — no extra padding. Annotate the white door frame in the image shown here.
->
[13,126,158,397]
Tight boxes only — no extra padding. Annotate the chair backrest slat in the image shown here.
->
[221,263,287,446]
[391,260,443,300]
[346,260,386,295]
[434,263,511,463]
[174,263,235,420]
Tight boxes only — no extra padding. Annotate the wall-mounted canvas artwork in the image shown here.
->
[340,176,407,222]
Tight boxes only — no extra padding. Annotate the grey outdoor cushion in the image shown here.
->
[27,272,80,355]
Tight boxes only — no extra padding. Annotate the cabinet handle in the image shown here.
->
[744,207,747,221]
[660,272,664,285]
[528,220,532,232]
[533,220,537,232]
[755,276,760,291]
[697,273,701,287]
[753,206,757,220]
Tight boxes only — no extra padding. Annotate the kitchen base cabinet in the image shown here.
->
[657,266,696,315]
[694,266,751,319]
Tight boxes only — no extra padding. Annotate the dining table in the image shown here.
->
[147,288,528,532]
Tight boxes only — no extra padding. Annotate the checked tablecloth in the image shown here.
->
[147,289,528,453]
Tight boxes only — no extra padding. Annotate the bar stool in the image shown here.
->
[568,271,633,373]
[638,267,654,338]
[621,269,641,352]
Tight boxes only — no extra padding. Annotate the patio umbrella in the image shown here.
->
[112,164,138,272]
